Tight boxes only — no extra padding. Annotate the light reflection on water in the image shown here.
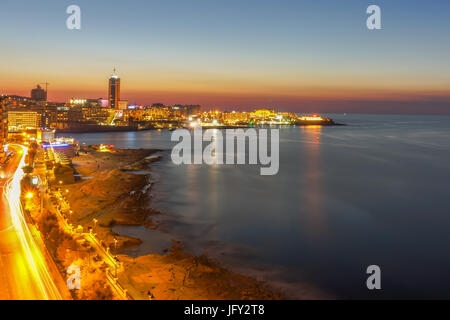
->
[61,114,450,299]
[301,125,326,239]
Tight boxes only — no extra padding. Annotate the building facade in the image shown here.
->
[108,74,121,109]
[31,84,47,101]
[0,98,7,147]
[118,100,128,110]
[7,111,38,132]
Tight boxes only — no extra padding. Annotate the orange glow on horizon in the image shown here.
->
[2,69,450,114]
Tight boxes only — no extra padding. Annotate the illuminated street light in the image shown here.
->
[25,192,34,199]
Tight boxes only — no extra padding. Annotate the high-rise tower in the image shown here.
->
[108,69,120,109]
[0,97,6,149]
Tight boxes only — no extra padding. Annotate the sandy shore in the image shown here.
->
[63,145,284,300]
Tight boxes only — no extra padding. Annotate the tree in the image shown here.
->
[80,271,114,300]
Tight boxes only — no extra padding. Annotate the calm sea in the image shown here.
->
[60,114,450,299]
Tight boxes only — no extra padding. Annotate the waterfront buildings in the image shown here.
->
[81,106,115,124]
[220,111,250,125]
[250,108,276,119]
[172,104,201,117]
[0,85,333,133]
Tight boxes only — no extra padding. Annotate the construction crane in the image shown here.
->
[39,82,50,93]
[38,82,49,100]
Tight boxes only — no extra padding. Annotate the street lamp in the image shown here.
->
[114,238,118,251]
[93,218,98,232]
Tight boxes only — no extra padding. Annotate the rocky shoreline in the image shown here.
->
[63,145,284,300]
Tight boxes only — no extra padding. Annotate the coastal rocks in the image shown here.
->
[143,155,162,164]
[120,163,148,171]
[64,145,284,300]
[117,245,284,300]
[122,237,143,248]
[120,155,162,172]
[65,149,158,242]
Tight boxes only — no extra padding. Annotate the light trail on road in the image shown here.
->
[0,145,62,300]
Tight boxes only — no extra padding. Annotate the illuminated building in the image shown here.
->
[100,99,109,107]
[0,98,7,147]
[172,105,201,117]
[118,100,128,110]
[81,107,114,124]
[1,95,34,109]
[69,98,87,105]
[296,114,334,125]
[108,71,121,109]
[40,108,57,129]
[299,114,324,121]
[56,106,70,123]
[221,111,249,125]
[7,111,38,132]
[250,108,276,119]
[54,106,83,129]
[31,84,47,101]
[7,104,58,130]
[37,129,55,142]
[69,98,102,108]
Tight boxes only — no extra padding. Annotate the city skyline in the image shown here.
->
[2,1,450,304]
[1,0,450,114]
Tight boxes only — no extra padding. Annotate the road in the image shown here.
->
[0,145,62,300]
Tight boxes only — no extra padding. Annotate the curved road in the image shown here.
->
[0,145,62,300]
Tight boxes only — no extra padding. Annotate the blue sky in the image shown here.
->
[1,0,450,113]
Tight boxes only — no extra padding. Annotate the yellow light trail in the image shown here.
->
[3,145,62,300]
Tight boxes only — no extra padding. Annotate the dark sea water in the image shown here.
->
[59,114,450,299]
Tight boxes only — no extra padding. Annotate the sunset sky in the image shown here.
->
[1,0,450,114]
